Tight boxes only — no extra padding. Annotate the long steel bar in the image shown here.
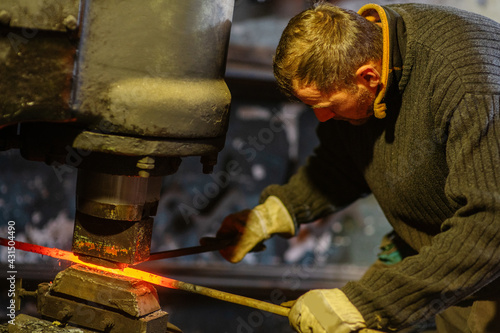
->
[0,237,290,317]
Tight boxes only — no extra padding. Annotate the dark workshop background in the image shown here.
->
[0,0,497,332]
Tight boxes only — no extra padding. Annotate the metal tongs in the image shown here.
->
[142,237,265,263]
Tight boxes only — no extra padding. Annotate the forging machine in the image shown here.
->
[0,0,240,331]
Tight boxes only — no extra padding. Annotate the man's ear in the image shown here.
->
[355,64,381,92]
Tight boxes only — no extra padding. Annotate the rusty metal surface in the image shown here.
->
[7,314,90,332]
[0,31,76,128]
[7,314,181,333]
[72,214,153,264]
[74,0,234,139]
[0,0,80,32]
[51,265,161,317]
[1,0,235,159]
[72,170,159,264]
[37,282,169,333]
[72,131,227,157]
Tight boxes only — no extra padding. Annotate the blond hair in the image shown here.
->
[273,3,383,98]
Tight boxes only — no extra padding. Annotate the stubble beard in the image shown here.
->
[346,86,375,125]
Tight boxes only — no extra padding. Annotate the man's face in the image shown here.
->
[294,83,375,125]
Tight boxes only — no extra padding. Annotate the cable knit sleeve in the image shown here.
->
[342,94,500,330]
[260,121,371,226]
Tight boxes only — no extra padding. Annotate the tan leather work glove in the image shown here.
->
[214,196,295,263]
[288,289,384,333]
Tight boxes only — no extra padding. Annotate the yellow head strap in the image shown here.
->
[358,4,390,119]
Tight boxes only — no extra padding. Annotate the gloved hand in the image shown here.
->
[212,196,295,263]
[288,289,381,333]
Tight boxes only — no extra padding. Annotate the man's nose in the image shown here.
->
[313,108,336,122]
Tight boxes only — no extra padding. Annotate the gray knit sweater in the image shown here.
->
[261,4,500,330]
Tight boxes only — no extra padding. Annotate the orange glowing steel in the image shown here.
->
[0,237,290,317]
[0,237,177,289]
[0,237,80,262]
[73,240,130,256]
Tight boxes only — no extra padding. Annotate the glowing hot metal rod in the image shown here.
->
[0,237,290,317]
